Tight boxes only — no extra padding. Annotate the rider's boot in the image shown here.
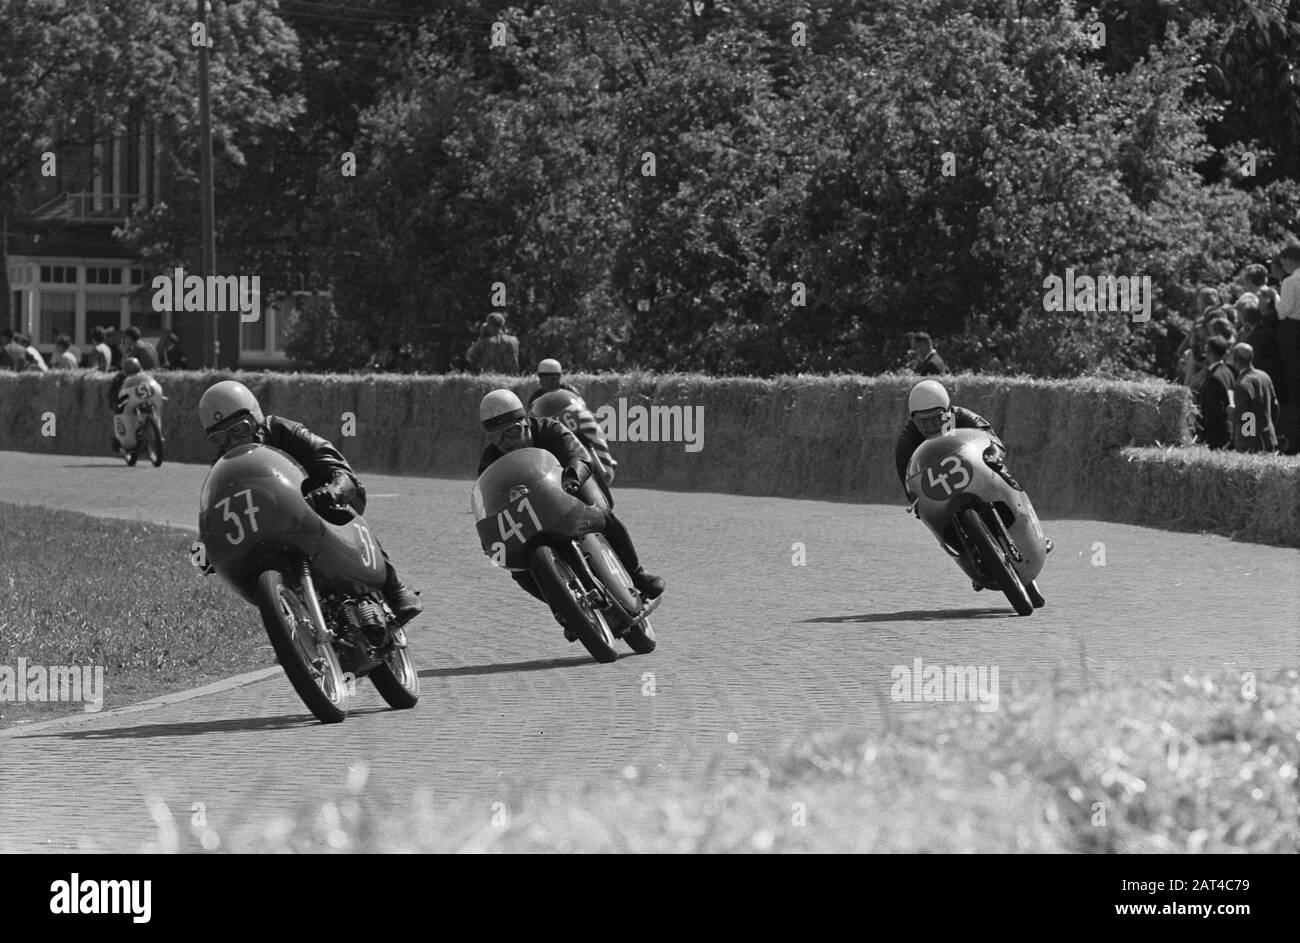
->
[604,513,665,599]
[382,563,422,627]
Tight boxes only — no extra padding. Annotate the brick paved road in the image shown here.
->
[1,452,1296,851]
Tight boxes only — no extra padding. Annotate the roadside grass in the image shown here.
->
[0,502,273,728]
[103,669,1298,854]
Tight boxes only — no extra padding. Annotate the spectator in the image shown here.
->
[1197,337,1235,449]
[18,335,48,373]
[1273,244,1300,453]
[89,326,114,371]
[121,326,159,370]
[1241,263,1269,294]
[1229,343,1279,452]
[51,335,78,369]
[157,330,187,370]
[527,358,581,406]
[465,312,520,375]
[908,332,948,375]
[1207,314,1236,345]
[1,328,26,371]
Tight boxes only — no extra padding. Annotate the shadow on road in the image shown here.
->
[420,655,603,678]
[803,607,1013,623]
[21,709,389,740]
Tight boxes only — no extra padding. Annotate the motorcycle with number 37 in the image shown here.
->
[906,427,1049,616]
[196,443,419,722]
[472,447,658,663]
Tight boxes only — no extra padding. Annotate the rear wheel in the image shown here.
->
[531,546,618,663]
[369,625,419,708]
[254,569,348,722]
[144,415,163,467]
[959,509,1033,617]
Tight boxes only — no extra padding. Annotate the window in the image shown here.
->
[86,293,123,341]
[40,292,76,343]
[39,265,77,284]
[129,294,162,334]
[130,269,144,286]
[85,267,124,285]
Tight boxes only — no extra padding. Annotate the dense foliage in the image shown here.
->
[6,0,1299,377]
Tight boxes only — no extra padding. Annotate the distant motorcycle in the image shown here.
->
[905,428,1048,616]
[530,390,616,487]
[198,443,420,722]
[114,375,165,467]
[471,447,657,663]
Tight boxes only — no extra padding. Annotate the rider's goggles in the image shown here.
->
[489,418,529,446]
[207,413,260,448]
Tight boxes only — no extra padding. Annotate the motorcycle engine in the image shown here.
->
[340,597,388,647]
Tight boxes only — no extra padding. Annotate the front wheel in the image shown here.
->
[144,415,163,467]
[1027,580,1046,609]
[254,569,349,722]
[622,617,657,654]
[531,545,618,663]
[959,509,1033,617]
[369,625,419,708]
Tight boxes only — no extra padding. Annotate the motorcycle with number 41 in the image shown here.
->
[472,447,657,663]
[905,428,1049,616]
[197,443,419,722]
[114,375,165,467]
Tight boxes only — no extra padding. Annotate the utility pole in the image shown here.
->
[197,0,217,366]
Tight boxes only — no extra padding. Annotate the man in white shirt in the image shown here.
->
[1272,244,1300,452]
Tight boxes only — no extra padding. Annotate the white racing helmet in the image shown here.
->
[480,389,528,430]
[199,380,264,434]
[537,358,562,376]
[908,379,950,415]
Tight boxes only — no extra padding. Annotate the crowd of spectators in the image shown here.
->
[0,325,186,375]
[1182,244,1300,454]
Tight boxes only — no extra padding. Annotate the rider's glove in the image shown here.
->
[561,474,581,495]
[307,481,344,514]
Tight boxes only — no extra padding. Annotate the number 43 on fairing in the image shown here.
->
[920,454,973,501]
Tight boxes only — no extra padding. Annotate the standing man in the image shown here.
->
[51,335,79,369]
[121,326,159,370]
[465,312,519,375]
[1229,343,1279,453]
[1,329,26,371]
[908,332,948,376]
[1197,337,1235,449]
[90,327,114,371]
[1271,244,1300,452]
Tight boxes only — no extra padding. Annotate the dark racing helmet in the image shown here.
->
[122,357,142,376]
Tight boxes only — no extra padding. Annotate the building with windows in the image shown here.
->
[3,120,290,368]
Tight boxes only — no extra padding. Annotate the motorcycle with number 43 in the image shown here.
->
[472,447,658,663]
[114,375,165,467]
[905,428,1049,616]
[196,443,419,723]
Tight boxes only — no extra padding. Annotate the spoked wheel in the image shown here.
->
[1027,580,1046,609]
[144,415,164,467]
[959,509,1034,617]
[254,569,349,722]
[531,545,618,663]
[369,624,420,709]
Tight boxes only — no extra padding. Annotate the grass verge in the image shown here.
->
[81,669,1299,854]
[0,502,273,729]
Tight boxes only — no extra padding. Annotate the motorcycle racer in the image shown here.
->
[196,380,423,627]
[107,357,154,453]
[894,380,1006,499]
[526,358,580,406]
[477,389,664,603]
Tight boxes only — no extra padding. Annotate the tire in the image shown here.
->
[144,416,163,467]
[622,617,657,655]
[531,545,618,663]
[369,625,419,709]
[124,444,137,466]
[959,508,1034,617]
[1027,579,1046,609]
[254,569,349,722]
